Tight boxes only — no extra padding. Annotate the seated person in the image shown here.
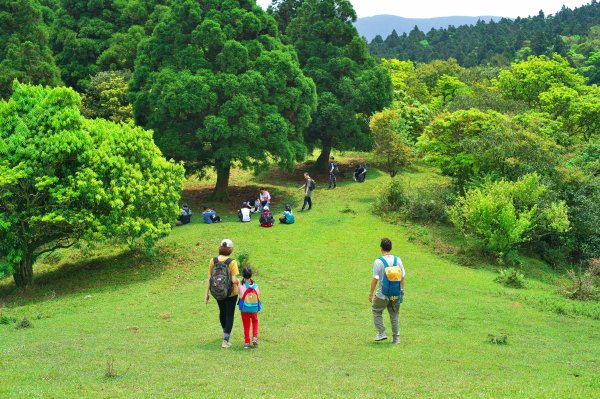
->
[238,202,252,222]
[354,164,367,183]
[279,204,295,224]
[246,198,260,213]
[259,206,275,228]
[176,203,192,226]
[202,206,222,224]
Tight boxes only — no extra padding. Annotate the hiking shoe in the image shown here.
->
[221,340,231,348]
[252,337,258,347]
[374,333,388,342]
[244,343,251,349]
[392,336,400,344]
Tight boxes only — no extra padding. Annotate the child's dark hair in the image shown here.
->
[381,238,392,252]
[203,205,208,211]
[242,267,254,284]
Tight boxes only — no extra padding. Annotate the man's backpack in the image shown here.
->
[238,282,261,313]
[380,256,403,301]
[308,179,316,190]
[209,257,233,300]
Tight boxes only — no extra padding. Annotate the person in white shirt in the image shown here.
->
[238,202,252,222]
[258,188,271,212]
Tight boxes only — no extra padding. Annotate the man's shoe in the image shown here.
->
[392,336,400,344]
[374,333,388,342]
[222,340,231,348]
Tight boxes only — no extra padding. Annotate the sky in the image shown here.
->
[256,0,592,18]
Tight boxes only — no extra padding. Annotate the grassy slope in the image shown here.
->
[1,163,599,398]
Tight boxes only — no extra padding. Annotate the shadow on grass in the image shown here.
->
[182,185,300,212]
[0,248,171,307]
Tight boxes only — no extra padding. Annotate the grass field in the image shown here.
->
[1,159,599,398]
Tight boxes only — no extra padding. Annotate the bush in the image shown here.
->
[448,174,570,264]
[495,268,526,288]
[375,179,454,223]
[15,317,32,329]
[559,260,600,301]
[487,334,508,345]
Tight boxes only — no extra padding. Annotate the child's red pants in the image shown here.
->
[241,312,258,344]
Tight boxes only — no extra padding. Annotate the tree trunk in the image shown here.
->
[315,144,332,171]
[212,160,231,201]
[13,251,33,288]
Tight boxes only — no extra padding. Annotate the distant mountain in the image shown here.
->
[354,15,504,41]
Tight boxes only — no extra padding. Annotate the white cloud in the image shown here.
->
[255,0,591,18]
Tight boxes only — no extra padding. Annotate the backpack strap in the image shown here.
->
[393,256,398,266]
[378,256,389,268]
[224,258,233,265]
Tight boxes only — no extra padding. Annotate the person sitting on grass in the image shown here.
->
[259,206,275,228]
[176,203,192,226]
[354,164,367,183]
[238,267,261,349]
[239,202,252,222]
[279,204,295,224]
[202,206,222,224]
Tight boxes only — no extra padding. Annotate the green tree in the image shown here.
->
[283,0,393,169]
[0,82,185,288]
[418,109,564,190]
[448,174,569,263]
[369,109,413,177]
[82,70,133,123]
[130,0,317,199]
[0,0,61,98]
[498,54,585,107]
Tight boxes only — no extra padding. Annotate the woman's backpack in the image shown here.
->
[209,257,233,300]
[380,256,403,301]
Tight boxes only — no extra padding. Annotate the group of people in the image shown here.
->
[177,158,367,227]
[205,237,405,348]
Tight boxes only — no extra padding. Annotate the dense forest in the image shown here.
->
[369,1,600,74]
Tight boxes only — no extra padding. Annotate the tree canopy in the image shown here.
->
[281,0,393,168]
[0,0,61,98]
[0,82,185,287]
[130,0,317,198]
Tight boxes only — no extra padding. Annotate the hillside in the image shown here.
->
[1,161,598,398]
[355,15,503,41]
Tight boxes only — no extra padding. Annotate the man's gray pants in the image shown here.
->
[372,296,400,337]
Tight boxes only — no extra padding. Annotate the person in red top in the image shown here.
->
[238,267,261,349]
[259,206,275,227]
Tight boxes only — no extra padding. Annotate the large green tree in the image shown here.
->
[280,0,393,169]
[130,0,317,198]
[0,82,185,288]
[0,0,61,98]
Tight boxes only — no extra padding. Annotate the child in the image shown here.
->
[202,206,222,224]
[279,204,295,224]
[259,206,275,227]
[238,267,261,349]
[238,202,251,222]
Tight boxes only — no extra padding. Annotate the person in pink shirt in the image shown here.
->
[259,188,271,212]
[238,267,262,349]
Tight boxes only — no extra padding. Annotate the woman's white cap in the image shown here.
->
[221,238,233,248]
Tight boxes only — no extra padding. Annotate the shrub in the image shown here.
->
[559,260,600,301]
[0,315,17,325]
[15,317,32,329]
[488,334,508,345]
[236,251,251,269]
[495,268,526,288]
[448,174,569,263]
[375,179,454,223]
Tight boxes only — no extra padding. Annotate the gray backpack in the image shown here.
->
[210,257,232,300]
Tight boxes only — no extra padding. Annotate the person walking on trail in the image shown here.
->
[297,172,315,212]
[369,238,405,344]
[205,239,240,348]
[328,156,338,189]
[238,267,262,349]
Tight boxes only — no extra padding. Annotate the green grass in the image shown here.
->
[1,160,599,398]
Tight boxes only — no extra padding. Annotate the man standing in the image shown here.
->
[297,172,315,212]
[369,238,405,344]
[328,156,338,189]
